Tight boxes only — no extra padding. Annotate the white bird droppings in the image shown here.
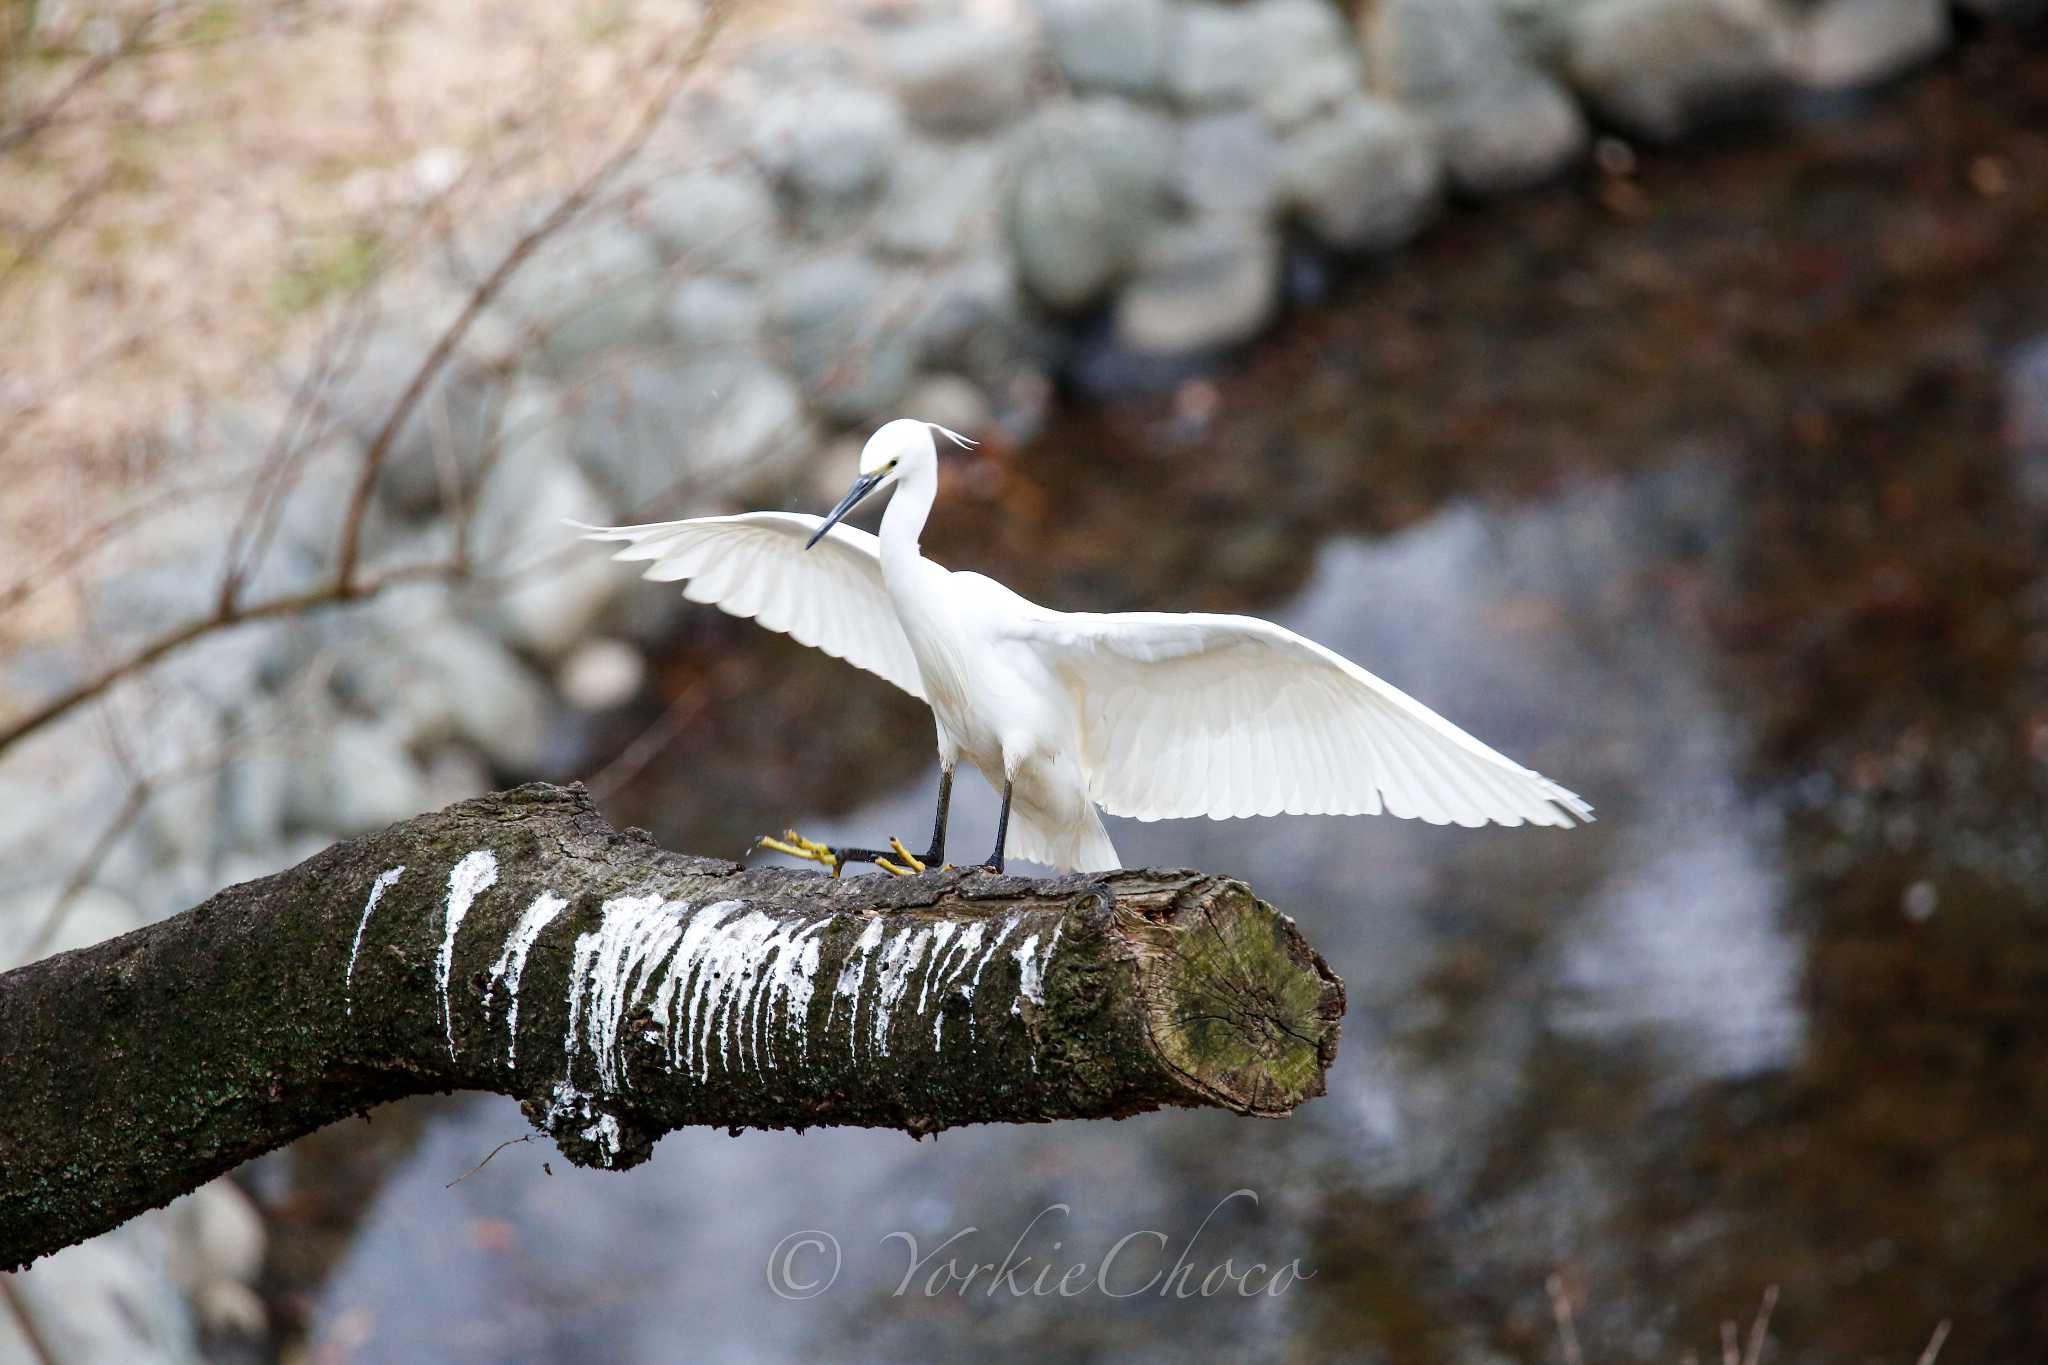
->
[542,1079,624,1168]
[562,897,830,1092]
[829,917,887,1044]
[1011,921,1063,1017]
[345,866,405,1015]
[483,892,568,1066]
[437,851,500,1059]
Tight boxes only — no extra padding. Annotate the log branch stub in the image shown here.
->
[0,783,1344,1269]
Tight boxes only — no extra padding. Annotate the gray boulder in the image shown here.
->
[1251,0,1367,131]
[0,884,144,965]
[1366,0,1586,195]
[1566,0,1784,142]
[769,254,920,423]
[1005,99,1173,310]
[335,618,554,774]
[474,385,621,658]
[2005,336,2048,508]
[1033,0,1172,97]
[750,85,904,234]
[330,327,499,519]
[635,167,780,277]
[904,252,1044,393]
[572,354,805,507]
[1777,0,1947,91]
[879,18,1032,135]
[1165,1,1263,108]
[1279,97,1443,251]
[284,718,424,836]
[1113,217,1281,356]
[875,137,1004,261]
[665,275,764,352]
[491,217,667,369]
[1177,111,1283,219]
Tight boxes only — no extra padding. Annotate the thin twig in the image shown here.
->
[1916,1320,1951,1365]
[446,1134,534,1188]
[0,167,115,302]
[1546,1273,1584,1365]
[0,471,249,620]
[0,560,458,758]
[332,2,732,592]
[20,779,152,962]
[1743,1284,1777,1365]
[584,682,709,802]
[0,1274,57,1365]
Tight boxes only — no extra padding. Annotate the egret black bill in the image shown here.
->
[806,470,887,550]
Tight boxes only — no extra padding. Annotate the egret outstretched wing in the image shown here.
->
[1019,611,1591,828]
[573,513,925,700]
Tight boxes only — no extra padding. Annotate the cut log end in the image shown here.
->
[1134,879,1347,1118]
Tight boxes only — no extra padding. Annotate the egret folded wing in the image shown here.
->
[573,513,925,700]
[1020,611,1591,828]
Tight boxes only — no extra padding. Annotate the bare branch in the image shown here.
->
[331,2,734,591]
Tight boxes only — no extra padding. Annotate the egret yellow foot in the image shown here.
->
[755,830,844,877]
[875,837,927,876]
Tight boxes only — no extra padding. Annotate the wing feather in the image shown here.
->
[1016,610,1590,829]
[574,513,925,700]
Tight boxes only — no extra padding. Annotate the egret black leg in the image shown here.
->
[984,779,1012,874]
[759,767,954,875]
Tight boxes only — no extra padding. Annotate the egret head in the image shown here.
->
[806,418,977,550]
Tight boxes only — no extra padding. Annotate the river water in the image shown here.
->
[291,41,2048,1364]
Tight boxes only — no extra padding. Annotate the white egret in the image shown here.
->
[577,417,1591,875]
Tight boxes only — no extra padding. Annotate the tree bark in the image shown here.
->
[0,782,1345,1270]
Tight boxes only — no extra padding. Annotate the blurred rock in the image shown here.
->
[1367,0,1587,194]
[0,1223,200,1365]
[878,19,1032,134]
[2005,335,2048,506]
[770,255,920,423]
[163,1181,267,1338]
[493,218,666,369]
[1252,0,1365,130]
[217,745,297,856]
[1777,0,1947,92]
[557,637,648,712]
[1005,100,1173,310]
[1113,217,1281,356]
[333,329,499,519]
[0,884,144,967]
[1567,0,1783,142]
[480,433,620,660]
[1279,97,1442,251]
[1165,1,1264,108]
[572,354,804,507]
[750,85,903,234]
[285,718,422,835]
[905,253,1044,393]
[903,373,991,438]
[414,743,495,811]
[330,617,552,776]
[1033,0,1172,96]
[876,138,1003,261]
[665,275,765,352]
[1177,112,1283,219]
[635,167,781,276]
